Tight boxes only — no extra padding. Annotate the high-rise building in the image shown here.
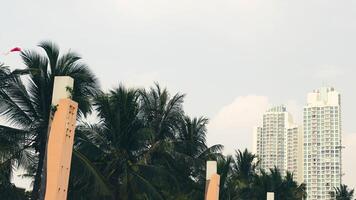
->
[285,124,304,184]
[303,87,342,200]
[253,105,303,182]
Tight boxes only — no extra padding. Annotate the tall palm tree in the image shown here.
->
[173,116,223,198]
[252,168,306,200]
[0,41,99,199]
[333,184,354,200]
[222,149,306,200]
[176,117,209,156]
[138,83,187,197]
[230,149,259,200]
[252,169,271,200]
[139,83,185,142]
[217,155,235,200]
[72,86,166,200]
[176,116,222,159]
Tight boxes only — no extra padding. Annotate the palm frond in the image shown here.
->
[131,171,164,200]
[71,150,113,197]
[38,41,59,74]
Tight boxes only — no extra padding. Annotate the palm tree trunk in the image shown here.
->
[31,139,46,200]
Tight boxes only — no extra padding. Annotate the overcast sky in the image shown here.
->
[2,0,356,190]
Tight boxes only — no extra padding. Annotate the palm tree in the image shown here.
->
[217,155,235,200]
[0,41,99,199]
[137,84,188,198]
[252,168,306,200]
[333,184,354,200]
[176,116,222,159]
[233,149,258,182]
[72,86,167,199]
[229,149,259,199]
[173,116,223,198]
[252,169,271,200]
[139,83,185,142]
[220,149,306,200]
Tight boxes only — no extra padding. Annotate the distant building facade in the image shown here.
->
[303,87,342,200]
[253,105,303,183]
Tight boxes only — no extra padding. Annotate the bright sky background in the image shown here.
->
[1,0,356,190]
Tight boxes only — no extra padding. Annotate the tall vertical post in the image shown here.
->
[205,161,220,200]
[40,76,74,199]
[44,99,78,200]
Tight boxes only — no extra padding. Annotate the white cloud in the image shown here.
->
[207,95,270,154]
[209,95,270,130]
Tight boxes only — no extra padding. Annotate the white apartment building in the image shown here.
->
[253,105,303,182]
[286,125,304,184]
[303,87,342,200]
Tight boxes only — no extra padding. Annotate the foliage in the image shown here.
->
[333,184,354,200]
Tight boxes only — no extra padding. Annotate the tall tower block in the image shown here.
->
[303,87,342,200]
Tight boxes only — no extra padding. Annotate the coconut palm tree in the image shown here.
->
[0,41,99,199]
[217,155,235,200]
[72,86,167,200]
[229,149,259,199]
[176,116,222,159]
[252,168,306,200]
[137,84,188,198]
[333,184,354,200]
[139,83,185,142]
[172,116,223,198]
[233,149,259,182]
[219,149,306,200]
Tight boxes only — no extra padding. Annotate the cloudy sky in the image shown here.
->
[2,0,356,190]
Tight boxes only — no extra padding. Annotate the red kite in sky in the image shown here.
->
[2,47,22,55]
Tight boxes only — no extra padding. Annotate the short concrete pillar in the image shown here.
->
[205,161,220,200]
[206,161,217,180]
[267,192,275,200]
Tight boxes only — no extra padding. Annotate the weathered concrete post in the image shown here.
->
[205,161,220,200]
[44,99,78,200]
[267,192,275,200]
[39,76,76,200]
